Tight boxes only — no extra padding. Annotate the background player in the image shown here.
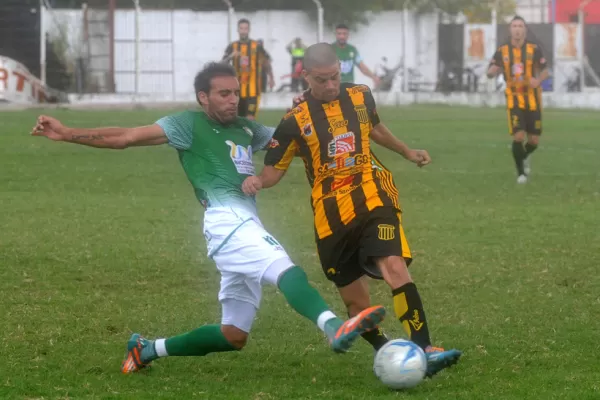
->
[333,23,380,87]
[242,43,461,378]
[31,62,386,374]
[223,18,275,119]
[487,16,549,184]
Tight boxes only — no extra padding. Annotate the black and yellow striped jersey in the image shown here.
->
[264,83,401,240]
[490,42,547,110]
[224,39,270,98]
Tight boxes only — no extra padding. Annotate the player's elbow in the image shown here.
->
[260,167,285,188]
[111,137,129,149]
[370,126,387,145]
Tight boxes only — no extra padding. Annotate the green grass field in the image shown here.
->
[1,105,599,399]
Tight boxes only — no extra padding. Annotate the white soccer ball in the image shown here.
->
[373,339,427,390]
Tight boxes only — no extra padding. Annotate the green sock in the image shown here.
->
[278,266,342,338]
[161,324,237,357]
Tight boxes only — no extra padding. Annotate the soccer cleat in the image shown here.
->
[424,346,462,378]
[330,305,386,353]
[121,333,152,374]
[517,174,528,184]
[523,157,531,175]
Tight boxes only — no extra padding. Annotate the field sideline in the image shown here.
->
[1,105,599,399]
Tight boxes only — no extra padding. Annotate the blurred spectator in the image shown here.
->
[286,38,307,92]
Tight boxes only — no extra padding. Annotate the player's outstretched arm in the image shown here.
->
[31,115,168,149]
[241,166,286,196]
[370,123,431,168]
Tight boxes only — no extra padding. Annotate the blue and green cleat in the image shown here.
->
[121,333,154,374]
[424,347,462,378]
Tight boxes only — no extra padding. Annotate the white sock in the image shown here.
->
[316,310,337,332]
[155,338,168,357]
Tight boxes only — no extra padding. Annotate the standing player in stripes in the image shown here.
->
[487,16,550,183]
[223,18,274,120]
[242,43,462,378]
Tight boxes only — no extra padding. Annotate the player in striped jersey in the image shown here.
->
[242,43,462,378]
[487,16,550,184]
[223,18,274,119]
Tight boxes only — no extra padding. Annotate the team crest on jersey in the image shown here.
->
[303,123,313,136]
[268,138,279,148]
[328,132,355,157]
[354,104,370,124]
[225,140,255,175]
[242,126,254,137]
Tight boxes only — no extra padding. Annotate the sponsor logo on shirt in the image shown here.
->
[225,140,255,175]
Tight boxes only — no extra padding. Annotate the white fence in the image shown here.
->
[46,9,439,96]
[11,7,597,110]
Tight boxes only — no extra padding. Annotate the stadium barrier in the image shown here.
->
[54,91,600,110]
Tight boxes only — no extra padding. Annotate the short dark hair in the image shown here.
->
[335,23,349,30]
[511,15,526,24]
[193,62,237,99]
[238,18,250,26]
[303,43,339,71]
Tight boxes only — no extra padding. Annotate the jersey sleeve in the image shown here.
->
[155,111,194,150]
[246,120,276,151]
[264,116,300,171]
[363,87,381,126]
[353,48,363,65]
[258,44,271,61]
[534,45,548,69]
[223,43,233,61]
[489,48,502,68]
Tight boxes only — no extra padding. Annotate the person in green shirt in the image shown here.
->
[30,62,386,375]
[333,23,380,87]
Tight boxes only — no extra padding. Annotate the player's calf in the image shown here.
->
[221,325,249,349]
[512,133,528,180]
[376,255,432,350]
[339,278,389,351]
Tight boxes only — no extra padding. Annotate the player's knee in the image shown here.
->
[513,131,526,142]
[221,325,249,349]
[528,135,540,145]
[375,256,411,288]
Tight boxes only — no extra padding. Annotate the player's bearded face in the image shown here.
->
[304,64,341,102]
[335,29,349,45]
[238,23,250,40]
[200,76,239,124]
[510,20,526,40]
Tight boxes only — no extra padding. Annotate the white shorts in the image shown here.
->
[204,207,295,331]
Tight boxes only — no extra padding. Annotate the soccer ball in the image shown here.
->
[373,339,427,390]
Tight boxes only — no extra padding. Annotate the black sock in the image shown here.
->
[361,327,389,351]
[512,140,526,175]
[392,283,432,350]
[525,143,538,156]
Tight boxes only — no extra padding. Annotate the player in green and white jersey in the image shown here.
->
[333,23,380,86]
[31,62,387,374]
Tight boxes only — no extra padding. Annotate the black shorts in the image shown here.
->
[316,206,412,288]
[508,107,542,135]
[238,96,260,118]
